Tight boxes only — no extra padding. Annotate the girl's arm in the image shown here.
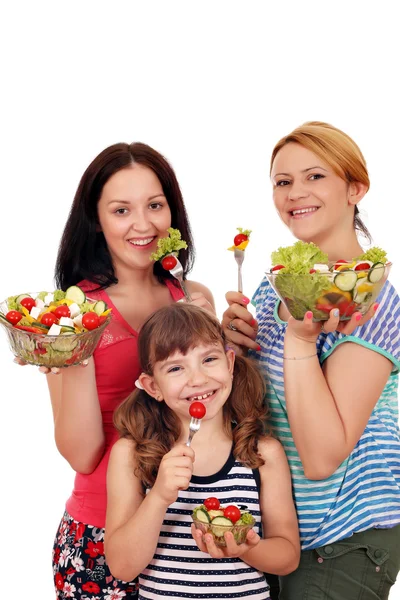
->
[105,439,194,583]
[284,331,392,480]
[192,437,300,575]
[47,358,105,474]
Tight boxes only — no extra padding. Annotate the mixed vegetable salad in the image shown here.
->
[268,242,389,320]
[227,227,252,251]
[192,497,255,546]
[0,285,111,366]
[150,227,187,271]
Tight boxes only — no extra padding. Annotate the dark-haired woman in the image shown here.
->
[46,143,214,598]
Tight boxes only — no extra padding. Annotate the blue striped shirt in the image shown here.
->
[251,278,400,550]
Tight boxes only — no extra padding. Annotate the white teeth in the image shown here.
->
[190,391,214,401]
[129,237,154,246]
[292,207,318,216]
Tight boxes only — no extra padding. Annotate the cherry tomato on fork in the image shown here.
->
[233,233,248,246]
[6,310,23,325]
[189,402,206,419]
[54,305,71,319]
[20,297,36,312]
[204,497,220,511]
[161,255,178,271]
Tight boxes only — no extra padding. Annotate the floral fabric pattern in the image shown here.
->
[53,512,138,599]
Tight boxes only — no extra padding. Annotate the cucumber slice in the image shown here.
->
[60,326,76,334]
[210,516,234,537]
[193,507,210,523]
[353,278,374,303]
[94,300,107,316]
[334,270,358,292]
[368,262,385,283]
[50,336,79,352]
[208,509,224,519]
[16,294,31,303]
[65,286,86,305]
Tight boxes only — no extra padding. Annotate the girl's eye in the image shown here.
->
[115,208,128,215]
[167,366,182,373]
[275,180,290,187]
[204,356,218,364]
[309,173,325,181]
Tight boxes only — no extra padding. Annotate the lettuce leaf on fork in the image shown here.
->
[150,227,188,262]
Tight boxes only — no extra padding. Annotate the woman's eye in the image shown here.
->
[309,173,325,181]
[275,180,290,187]
[149,202,163,210]
[115,208,128,215]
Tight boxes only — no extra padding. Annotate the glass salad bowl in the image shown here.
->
[266,261,391,322]
[192,514,256,548]
[0,297,112,368]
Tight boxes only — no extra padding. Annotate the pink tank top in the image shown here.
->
[65,278,184,527]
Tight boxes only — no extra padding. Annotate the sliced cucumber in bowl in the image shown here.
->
[334,270,358,292]
[65,285,86,305]
[368,262,385,283]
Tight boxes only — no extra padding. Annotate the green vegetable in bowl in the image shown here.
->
[271,241,328,274]
[356,246,387,265]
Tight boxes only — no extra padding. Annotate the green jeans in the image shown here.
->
[279,525,400,600]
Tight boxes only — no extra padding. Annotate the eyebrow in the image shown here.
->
[273,166,329,178]
[108,193,166,205]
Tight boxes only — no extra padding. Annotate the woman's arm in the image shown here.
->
[186,280,216,313]
[47,358,105,474]
[284,329,392,480]
[105,440,194,583]
[221,291,259,354]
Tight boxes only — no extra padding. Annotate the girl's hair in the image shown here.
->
[55,142,195,290]
[114,303,268,488]
[270,121,372,242]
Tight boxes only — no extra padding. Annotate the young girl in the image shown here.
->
[223,122,400,599]
[105,303,300,599]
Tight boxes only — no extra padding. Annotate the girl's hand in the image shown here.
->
[286,303,378,344]
[186,292,216,315]
[13,356,90,375]
[221,291,259,353]
[191,524,260,558]
[152,444,194,507]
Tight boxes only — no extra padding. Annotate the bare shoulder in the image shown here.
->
[185,280,214,303]
[110,437,136,467]
[257,436,287,466]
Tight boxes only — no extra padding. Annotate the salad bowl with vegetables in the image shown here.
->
[266,242,391,321]
[0,285,112,367]
[192,497,255,547]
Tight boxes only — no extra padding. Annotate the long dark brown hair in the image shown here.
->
[55,142,195,290]
[114,304,268,488]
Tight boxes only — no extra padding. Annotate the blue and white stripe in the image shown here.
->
[251,278,400,550]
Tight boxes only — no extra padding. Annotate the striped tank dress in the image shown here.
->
[250,277,400,550]
[139,449,270,599]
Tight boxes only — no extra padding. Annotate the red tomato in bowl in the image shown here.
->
[54,305,71,319]
[6,310,23,325]
[204,497,220,511]
[20,297,36,312]
[82,312,100,330]
[223,505,241,523]
[41,312,58,327]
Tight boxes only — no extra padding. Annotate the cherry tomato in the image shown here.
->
[204,497,220,511]
[54,305,71,319]
[334,259,347,270]
[223,505,241,523]
[20,297,36,312]
[82,312,100,330]
[161,255,178,271]
[6,310,23,325]
[234,233,248,246]
[189,401,206,419]
[40,312,58,327]
[271,264,285,272]
[309,268,317,274]
[355,262,372,271]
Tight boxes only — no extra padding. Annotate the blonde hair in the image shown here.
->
[270,121,371,240]
[114,303,269,488]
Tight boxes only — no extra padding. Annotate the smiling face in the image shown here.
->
[271,143,364,248]
[139,342,235,425]
[97,164,172,275]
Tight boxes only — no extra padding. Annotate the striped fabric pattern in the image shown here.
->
[139,452,270,599]
[250,278,400,551]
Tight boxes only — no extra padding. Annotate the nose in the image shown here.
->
[187,367,208,387]
[131,208,151,233]
[288,180,309,201]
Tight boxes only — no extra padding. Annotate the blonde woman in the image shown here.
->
[223,122,400,599]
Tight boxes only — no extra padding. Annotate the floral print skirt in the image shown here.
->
[53,511,138,599]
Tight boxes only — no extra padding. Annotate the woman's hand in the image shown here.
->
[191,524,260,558]
[151,444,194,507]
[187,292,216,315]
[13,356,90,375]
[286,302,379,344]
[221,292,259,353]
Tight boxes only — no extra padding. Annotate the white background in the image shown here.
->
[1,1,399,597]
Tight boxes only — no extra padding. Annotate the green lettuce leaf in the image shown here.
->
[271,241,328,274]
[274,271,331,319]
[150,228,188,262]
[356,246,387,264]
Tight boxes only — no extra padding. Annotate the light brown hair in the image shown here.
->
[114,303,268,488]
[270,121,371,241]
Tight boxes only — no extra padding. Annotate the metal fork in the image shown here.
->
[169,258,193,302]
[234,248,245,293]
[186,417,202,446]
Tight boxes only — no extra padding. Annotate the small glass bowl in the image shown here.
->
[192,515,255,547]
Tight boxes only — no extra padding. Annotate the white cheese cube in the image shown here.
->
[44,293,54,305]
[48,324,61,336]
[73,314,83,328]
[68,303,81,318]
[35,298,45,309]
[59,317,75,328]
[313,263,330,272]
[30,306,42,320]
